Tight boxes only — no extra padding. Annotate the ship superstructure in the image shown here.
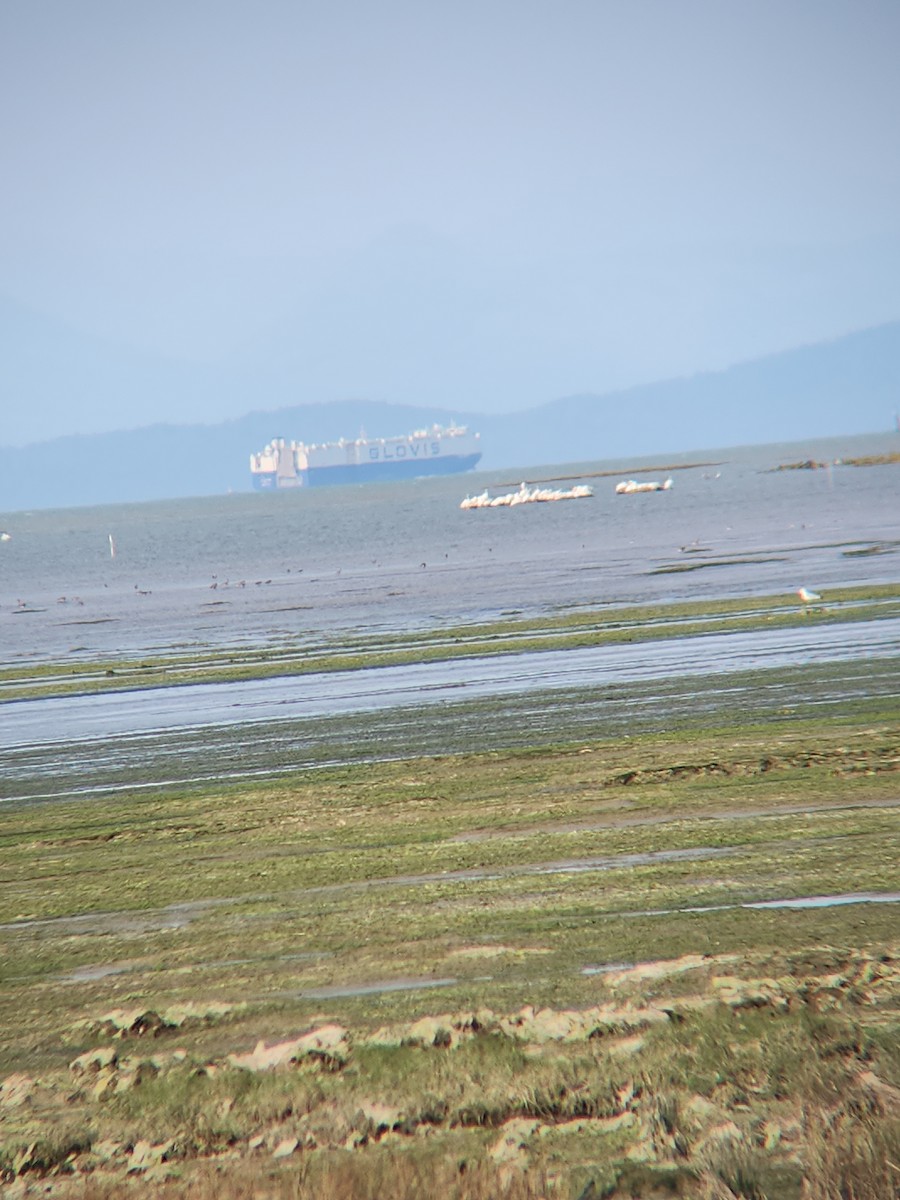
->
[250,424,481,489]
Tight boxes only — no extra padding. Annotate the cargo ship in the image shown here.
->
[250,424,482,489]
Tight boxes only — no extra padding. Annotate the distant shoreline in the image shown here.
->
[493,460,726,486]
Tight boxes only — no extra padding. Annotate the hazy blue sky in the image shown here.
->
[2,0,899,443]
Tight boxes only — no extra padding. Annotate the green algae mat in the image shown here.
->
[1,587,898,1197]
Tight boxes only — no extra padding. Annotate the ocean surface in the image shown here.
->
[2,432,898,668]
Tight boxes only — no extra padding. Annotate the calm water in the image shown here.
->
[1,433,898,668]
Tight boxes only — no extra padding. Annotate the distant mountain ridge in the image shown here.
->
[486,321,900,468]
[1,322,898,511]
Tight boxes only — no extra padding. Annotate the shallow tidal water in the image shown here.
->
[1,432,898,803]
[2,432,898,664]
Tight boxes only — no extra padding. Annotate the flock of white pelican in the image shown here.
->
[461,475,680,508]
[614,477,674,494]
[460,482,593,509]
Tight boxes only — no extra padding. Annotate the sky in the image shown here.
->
[2,0,899,444]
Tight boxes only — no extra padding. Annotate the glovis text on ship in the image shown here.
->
[368,442,441,461]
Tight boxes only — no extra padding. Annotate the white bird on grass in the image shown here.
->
[797,587,821,603]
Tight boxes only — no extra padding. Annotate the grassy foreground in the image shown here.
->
[2,705,899,1196]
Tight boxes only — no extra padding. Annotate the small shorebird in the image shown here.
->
[797,587,821,603]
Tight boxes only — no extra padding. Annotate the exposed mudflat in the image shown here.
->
[3,619,898,803]
[1,447,898,1198]
[6,617,899,749]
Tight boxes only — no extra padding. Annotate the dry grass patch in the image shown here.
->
[2,947,899,1198]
